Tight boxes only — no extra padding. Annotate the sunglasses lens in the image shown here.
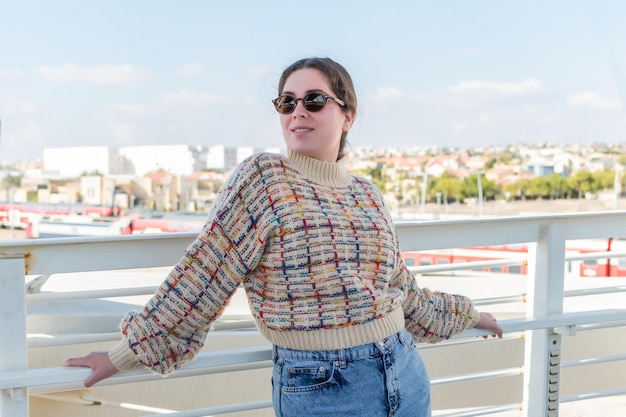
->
[274,95,296,114]
[303,94,327,112]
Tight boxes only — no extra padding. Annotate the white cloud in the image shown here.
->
[159,90,234,107]
[458,47,481,56]
[108,122,138,146]
[566,91,621,111]
[111,103,147,116]
[244,64,278,80]
[448,78,541,96]
[0,96,38,116]
[478,112,492,124]
[452,121,470,134]
[37,63,149,85]
[0,69,27,82]
[3,122,46,155]
[242,96,257,106]
[177,63,204,78]
[412,78,543,108]
[370,87,403,101]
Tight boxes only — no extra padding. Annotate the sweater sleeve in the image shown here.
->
[391,237,480,344]
[109,155,273,375]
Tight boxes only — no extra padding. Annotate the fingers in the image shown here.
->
[62,357,90,368]
[62,352,118,388]
[476,311,504,339]
[84,372,100,388]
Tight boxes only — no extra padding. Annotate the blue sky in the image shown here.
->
[2,1,626,163]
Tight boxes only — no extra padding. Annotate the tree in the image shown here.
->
[431,173,463,202]
[567,171,595,199]
[352,164,387,193]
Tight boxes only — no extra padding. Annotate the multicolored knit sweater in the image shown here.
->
[109,150,480,375]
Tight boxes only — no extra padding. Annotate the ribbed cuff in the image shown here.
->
[108,339,139,372]
[470,307,481,328]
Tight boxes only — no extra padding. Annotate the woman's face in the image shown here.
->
[278,68,354,162]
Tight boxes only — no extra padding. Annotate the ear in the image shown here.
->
[342,110,355,132]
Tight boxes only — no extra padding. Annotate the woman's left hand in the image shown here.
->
[475,312,503,339]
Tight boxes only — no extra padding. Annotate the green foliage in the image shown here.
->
[353,165,388,193]
[3,173,22,188]
[80,170,104,177]
[373,168,622,204]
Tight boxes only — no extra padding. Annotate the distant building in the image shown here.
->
[524,156,556,177]
[205,145,238,172]
[119,145,204,176]
[43,147,126,177]
[205,145,284,172]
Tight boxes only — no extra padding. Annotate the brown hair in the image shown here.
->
[278,57,357,161]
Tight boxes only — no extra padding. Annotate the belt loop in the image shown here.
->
[337,348,347,368]
[272,345,278,361]
[398,330,406,346]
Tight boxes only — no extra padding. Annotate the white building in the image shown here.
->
[43,147,113,177]
[42,144,285,178]
[118,145,200,176]
[205,145,238,172]
[205,145,284,172]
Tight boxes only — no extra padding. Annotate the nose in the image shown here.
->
[292,99,308,118]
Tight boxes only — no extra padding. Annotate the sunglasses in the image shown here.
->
[272,92,346,114]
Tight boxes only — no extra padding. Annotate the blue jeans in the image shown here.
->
[272,329,431,417]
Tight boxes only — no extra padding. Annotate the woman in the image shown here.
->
[64,57,503,417]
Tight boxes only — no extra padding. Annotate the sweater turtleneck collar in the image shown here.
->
[287,149,353,188]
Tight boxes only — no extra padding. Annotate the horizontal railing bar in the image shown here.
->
[26,286,160,303]
[27,322,258,348]
[410,258,525,274]
[459,309,626,338]
[566,251,626,261]
[577,320,626,331]
[395,211,626,250]
[29,307,620,351]
[30,360,274,396]
[138,399,273,417]
[430,367,522,386]
[474,295,526,306]
[27,328,524,352]
[1,345,273,391]
[27,332,121,348]
[411,251,626,276]
[410,254,626,277]
[433,403,522,417]
[419,332,525,350]
[562,353,626,368]
[0,233,198,275]
[24,283,625,311]
[564,286,626,297]
[6,311,625,392]
[560,387,626,403]
[2,212,625,275]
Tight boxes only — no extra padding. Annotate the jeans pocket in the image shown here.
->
[280,359,336,393]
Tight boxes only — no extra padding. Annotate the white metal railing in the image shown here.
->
[1,211,626,416]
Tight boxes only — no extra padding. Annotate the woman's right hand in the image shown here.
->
[62,351,119,388]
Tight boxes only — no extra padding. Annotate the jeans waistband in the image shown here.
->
[272,329,411,361]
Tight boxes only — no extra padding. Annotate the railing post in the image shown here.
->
[0,257,29,416]
[523,224,566,416]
